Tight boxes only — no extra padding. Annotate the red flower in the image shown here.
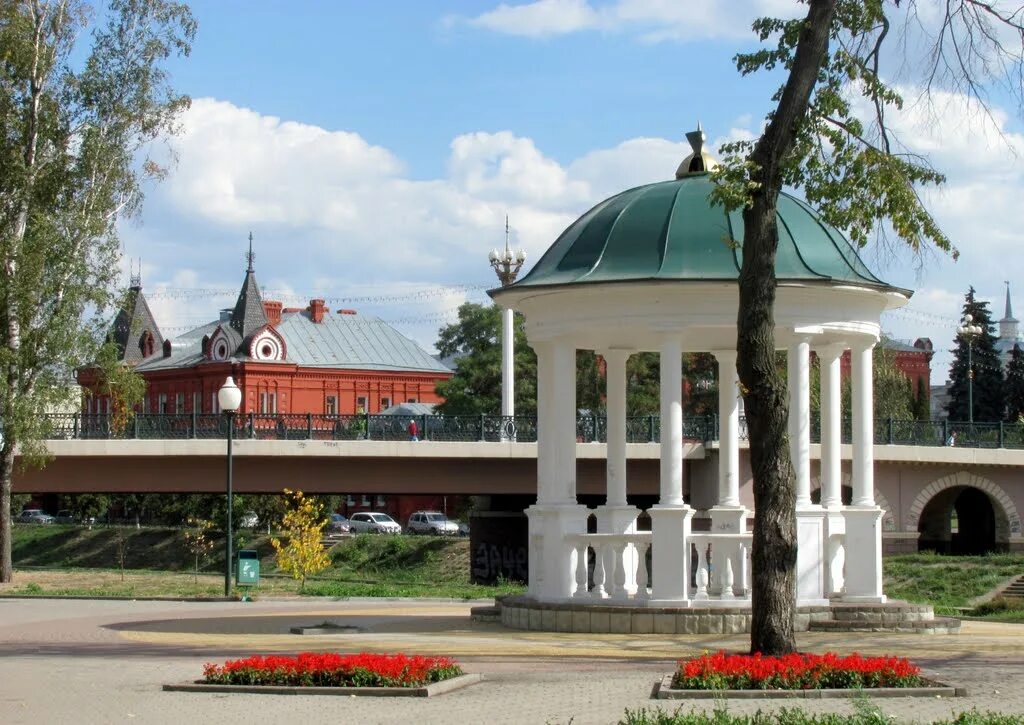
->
[202,652,463,688]
[673,651,922,691]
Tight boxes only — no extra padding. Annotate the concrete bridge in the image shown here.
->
[15,437,1024,555]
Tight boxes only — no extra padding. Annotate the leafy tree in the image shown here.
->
[435,303,537,415]
[711,1,1021,653]
[947,288,1004,422]
[0,0,195,583]
[1005,345,1024,423]
[271,489,330,592]
[872,348,914,422]
[62,493,109,524]
[576,350,605,414]
[912,377,931,421]
[683,353,718,416]
[183,517,214,584]
[625,352,660,415]
[87,330,147,434]
[435,305,714,419]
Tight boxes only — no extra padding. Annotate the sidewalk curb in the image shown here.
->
[655,674,968,699]
[163,673,484,697]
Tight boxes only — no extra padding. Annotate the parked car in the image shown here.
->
[326,513,351,535]
[54,510,76,524]
[406,511,460,536]
[348,512,401,534]
[16,509,54,524]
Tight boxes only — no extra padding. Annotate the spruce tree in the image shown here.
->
[1005,345,1024,423]
[946,288,1004,422]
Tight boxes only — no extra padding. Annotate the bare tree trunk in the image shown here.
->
[739,0,836,655]
[0,449,12,582]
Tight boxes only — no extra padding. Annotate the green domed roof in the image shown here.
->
[510,174,903,293]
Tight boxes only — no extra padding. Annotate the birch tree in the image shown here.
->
[0,0,195,582]
[712,0,1024,653]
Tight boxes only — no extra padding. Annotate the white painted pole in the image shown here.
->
[501,307,514,418]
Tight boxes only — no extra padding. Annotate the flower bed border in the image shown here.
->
[163,673,483,698]
[655,675,966,700]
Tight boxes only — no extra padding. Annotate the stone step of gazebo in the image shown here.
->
[470,605,502,623]
[808,616,960,634]
[828,603,934,624]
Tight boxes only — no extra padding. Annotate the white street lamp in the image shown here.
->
[218,376,242,596]
[957,314,983,425]
[489,216,526,430]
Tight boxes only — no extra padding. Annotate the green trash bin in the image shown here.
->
[237,549,260,586]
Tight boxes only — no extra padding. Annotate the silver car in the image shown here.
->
[347,512,401,534]
[17,509,54,524]
[406,511,460,536]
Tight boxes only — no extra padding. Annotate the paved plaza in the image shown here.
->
[1,597,1023,724]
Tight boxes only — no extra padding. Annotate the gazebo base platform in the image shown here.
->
[480,596,959,635]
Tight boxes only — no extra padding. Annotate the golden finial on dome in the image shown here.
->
[675,122,719,179]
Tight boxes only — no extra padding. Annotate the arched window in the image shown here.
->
[139,331,155,358]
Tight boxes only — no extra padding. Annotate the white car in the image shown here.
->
[406,511,460,536]
[348,512,401,534]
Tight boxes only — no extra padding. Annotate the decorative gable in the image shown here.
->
[248,324,287,361]
[207,325,237,361]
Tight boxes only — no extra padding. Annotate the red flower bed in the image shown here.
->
[673,651,922,690]
[202,652,463,688]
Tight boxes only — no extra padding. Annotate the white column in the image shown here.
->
[501,307,515,417]
[659,336,684,505]
[819,344,844,509]
[603,350,629,507]
[713,350,740,507]
[788,338,812,508]
[551,339,577,504]
[534,341,555,505]
[527,338,587,602]
[851,342,875,507]
[843,339,884,602]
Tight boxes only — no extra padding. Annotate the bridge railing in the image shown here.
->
[37,413,1024,449]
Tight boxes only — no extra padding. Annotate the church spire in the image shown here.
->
[1005,281,1016,322]
[230,232,268,339]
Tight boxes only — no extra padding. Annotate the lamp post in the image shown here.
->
[218,376,242,596]
[958,314,983,425]
[489,216,526,427]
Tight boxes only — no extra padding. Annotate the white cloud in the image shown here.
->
[456,0,802,42]
[127,93,1024,378]
[466,0,600,38]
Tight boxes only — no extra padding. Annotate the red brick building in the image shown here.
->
[80,253,452,417]
[77,250,456,526]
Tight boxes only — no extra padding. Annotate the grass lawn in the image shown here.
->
[6,524,524,599]
[883,552,1024,618]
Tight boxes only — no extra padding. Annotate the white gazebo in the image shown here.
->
[490,129,908,628]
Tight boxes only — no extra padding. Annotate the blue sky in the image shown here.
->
[118,1,1024,384]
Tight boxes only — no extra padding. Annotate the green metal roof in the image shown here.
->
[508,175,905,294]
